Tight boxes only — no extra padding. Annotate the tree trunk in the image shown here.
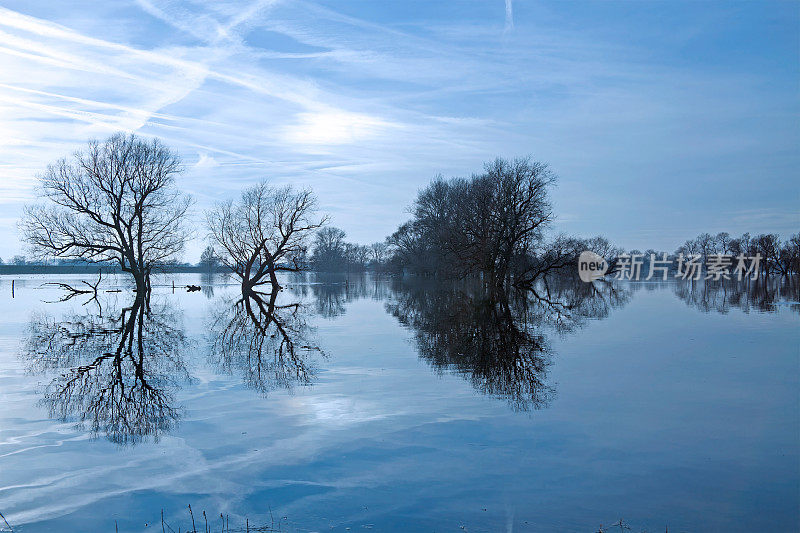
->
[268,264,281,289]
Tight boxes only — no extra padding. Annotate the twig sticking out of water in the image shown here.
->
[43,271,103,309]
[149,506,282,533]
[0,511,12,531]
[189,504,196,533]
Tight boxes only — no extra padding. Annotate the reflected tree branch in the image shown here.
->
[22,294,190,445]
[208,288,324,394]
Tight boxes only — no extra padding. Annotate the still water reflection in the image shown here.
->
[207,289,323,394]
[0,273,797,531]
[385,278,633,411]
[23,295,189,444]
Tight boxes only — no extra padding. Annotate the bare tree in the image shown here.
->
[695,232,716,261]
[369,242,389,267]
[199,245,219,271]
[207,181,325,292]
[390,157,555,288]
[754,233,782,277]
[310,227,347,271]
[21,133,192,302]
[785,233,800,276]
[715,232,732,255]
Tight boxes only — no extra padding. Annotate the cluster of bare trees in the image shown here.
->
[386,157,556,288]
[21,133,799,296]
[309,227,388,272]
[21,133,327,300]
[382,157,625,288]
[675,232,800,277]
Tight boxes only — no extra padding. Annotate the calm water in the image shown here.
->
[0,273,797,532]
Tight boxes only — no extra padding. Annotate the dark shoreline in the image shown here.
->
[0,264,226,275]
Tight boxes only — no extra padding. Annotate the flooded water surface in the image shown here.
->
[0,273,797,532]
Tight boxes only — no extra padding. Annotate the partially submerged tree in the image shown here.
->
[386,156,556,287]
[207,181,325,292]
[21,133,192,300]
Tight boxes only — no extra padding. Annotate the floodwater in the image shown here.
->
[0,273,797,532]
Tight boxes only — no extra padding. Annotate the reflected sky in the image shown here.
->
[0,273,797,532]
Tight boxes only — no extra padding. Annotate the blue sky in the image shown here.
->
[0,0,797,261]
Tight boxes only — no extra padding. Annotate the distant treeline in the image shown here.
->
[13,132,798,291]
[671,232,800,277]
[0,260,226,275]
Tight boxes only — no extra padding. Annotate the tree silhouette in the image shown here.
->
[207,181,325,292]
[21,133,192,304]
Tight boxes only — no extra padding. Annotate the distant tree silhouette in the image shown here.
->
[677,231,800,278]
[387,157,555,288]
[199,245,219,271]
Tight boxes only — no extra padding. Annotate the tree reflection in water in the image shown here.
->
[673,276,800,314]
[208,288,323,394]
[307,273,391,318]
[386,277,631,411]
[23,295,189,445]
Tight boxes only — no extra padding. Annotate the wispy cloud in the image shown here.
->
[0,0,796,258]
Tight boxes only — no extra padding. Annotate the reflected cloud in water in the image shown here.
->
[22,295,190,445]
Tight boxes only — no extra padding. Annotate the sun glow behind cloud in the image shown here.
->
[283,110,394,146]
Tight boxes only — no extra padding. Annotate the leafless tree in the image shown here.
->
[754,233,782,277]
[199,245,219,271]
[310,226,348,271]
[785,233,800,276]
[207,181,326,291]
[369,242,389,269]
[390,157,555,287]
[695,232,717,261]
[21,133,192,303]
[715,232,732,255]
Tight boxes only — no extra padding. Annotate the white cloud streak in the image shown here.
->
[0,0,795,259]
